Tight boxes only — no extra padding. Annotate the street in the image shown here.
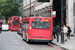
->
[0,0,74,50]
[0,31,57,50]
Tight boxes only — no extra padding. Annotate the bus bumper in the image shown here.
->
[29,39,52,42]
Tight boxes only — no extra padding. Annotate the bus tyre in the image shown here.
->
[49,41,52,43]
[10,27,11,31]
[22,34,25,41]
[21,34,23,38]
[26,36,29,43]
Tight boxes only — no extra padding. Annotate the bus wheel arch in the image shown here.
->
[26,34,29,43]
[22,31,25,41]
[10,27,11,31]
[49,40,52,43]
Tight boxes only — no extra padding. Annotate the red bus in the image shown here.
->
[0,20,3,27]
[8,16,21,31]
[21,17,53,43]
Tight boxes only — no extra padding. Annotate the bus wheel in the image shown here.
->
[26,36,29,43]
[22,34,25,41]
[49,41,52,43]
[10,27,11,31]
[21,33,23,38]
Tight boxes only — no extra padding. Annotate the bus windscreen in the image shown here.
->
[13,18,19,26]
[32,21,50,28]
[13,18,19,21]
[13,22,19,26]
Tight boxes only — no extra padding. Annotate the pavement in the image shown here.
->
[52,34,75,50]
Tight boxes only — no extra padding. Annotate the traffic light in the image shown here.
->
[37,0,50,2]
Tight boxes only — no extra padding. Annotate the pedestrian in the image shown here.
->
[55,25,60,36]
[63,25,68,41]
[53,27,56,38]
[66,24,72,39]
[55,25,60,42]
[0,26,2,33]
[58,26,60,35]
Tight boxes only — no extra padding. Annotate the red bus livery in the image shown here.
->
[0,20,3,27]
[22,17,53,42]
[8,16,21,31]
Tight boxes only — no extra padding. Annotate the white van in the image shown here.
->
[2,24,9,30]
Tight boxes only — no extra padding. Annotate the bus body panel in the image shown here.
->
[22,17,53,42]
[0,20,3,27]
[31,29,51,38]
[11,26,20,31]
[8,16,21,31]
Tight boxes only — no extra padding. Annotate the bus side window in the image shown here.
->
[22,22,25,30]
[20,23,22,28]
[26,21,29,31]
[10,23,11,26]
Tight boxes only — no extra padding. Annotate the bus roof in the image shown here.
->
[22,17,52,21]
[23,17,51,19]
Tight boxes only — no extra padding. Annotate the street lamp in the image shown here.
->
[61,0,66,44]
[30,0,31,17]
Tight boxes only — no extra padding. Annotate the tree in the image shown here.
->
[0,0,21,22]
[0,0,6,3]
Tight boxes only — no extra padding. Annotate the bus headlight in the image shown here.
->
[29,27,31,29]
[45,19,48,21]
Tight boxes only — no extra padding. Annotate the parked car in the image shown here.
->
[2,23,9,31]
[17,28,22,35]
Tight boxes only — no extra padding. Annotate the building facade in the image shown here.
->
[34,0,52,17]
[67,0,74,35]
[23,0,52,17]
[23,0,36,18]
[73,0,75,33]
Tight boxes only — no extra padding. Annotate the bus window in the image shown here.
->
[13,18,19,26]
[20,23,22,28]
[32,21,50,28]
[13,18,19,21]
[23,22,25,25]
[26,21,29,31]
[22,22,25,30]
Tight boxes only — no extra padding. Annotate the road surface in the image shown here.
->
[0,31,57,50]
